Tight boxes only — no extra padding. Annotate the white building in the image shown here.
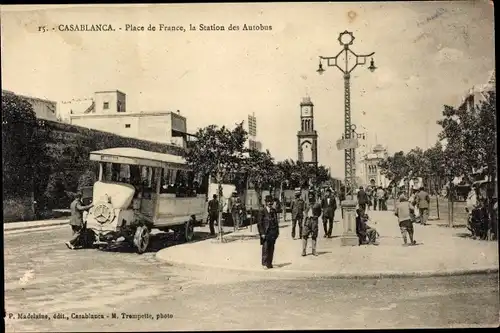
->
[457,69,495,111]
[69,90,190,148]
[360,144,390,187]
[2,90,57,122]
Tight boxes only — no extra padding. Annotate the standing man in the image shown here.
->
[229,192,243,231]
[376,186,385,212]
[415,186,431,226]
[302,191,322,256]
[339,186,346,219]
[357,186,369,214]
[66,192,93,250]
[321,188,337,238]
[207,194,219,236]
[258,195,280,270]
[290,190,305,239]
[395,194,416,246]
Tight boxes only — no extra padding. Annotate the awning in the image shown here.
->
[171,129,197,137]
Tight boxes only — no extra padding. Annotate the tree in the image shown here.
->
[243,149,276,204]
[436,91,496,230]
[276,159,296,188]
[378,151,410,192]
[423,141,446,193]
[316,165,331,186]
[184,122,247,241]
[78,169,97,190]
[2,93,39,199]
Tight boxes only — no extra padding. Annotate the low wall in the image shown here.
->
[3,196,34,222]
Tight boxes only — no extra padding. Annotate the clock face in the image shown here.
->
[302,106,312,117]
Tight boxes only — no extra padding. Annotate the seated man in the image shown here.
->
[356,208,378,245]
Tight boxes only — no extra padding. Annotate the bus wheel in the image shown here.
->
[183,219,194,242]
[134,225,150,254]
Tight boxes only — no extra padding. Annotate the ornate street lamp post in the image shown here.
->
[317,31,376,246]
[317,30,376,199]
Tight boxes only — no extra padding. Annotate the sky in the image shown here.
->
[1,2,495,178]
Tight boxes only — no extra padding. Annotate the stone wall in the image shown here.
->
[4,120,187,222]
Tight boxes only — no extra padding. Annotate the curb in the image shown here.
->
[155,252,499,279]
[4,220,69,232]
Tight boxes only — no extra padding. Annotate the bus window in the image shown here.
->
[130,165,141,187]
[175,170,188,197]
[102,163,121,182]
[187,170,197,197]
[160,168,177,194]
[195,172,209,195]
[119,164,131,183]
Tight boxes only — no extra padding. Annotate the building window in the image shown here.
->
[117,101,124,113]
[125,124,131,128]
[103,102,109,109]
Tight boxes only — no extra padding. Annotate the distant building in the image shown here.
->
[2,90,57,121]
[69,90,192,148]
[457,69,495,112]
[297,96,318,165]
[246,113,262,151]
[360,144,390,187]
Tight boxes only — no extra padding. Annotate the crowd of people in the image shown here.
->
[465,183,498,240]
[255,187,383,269]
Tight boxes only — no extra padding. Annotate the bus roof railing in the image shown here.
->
[89,147,188,169]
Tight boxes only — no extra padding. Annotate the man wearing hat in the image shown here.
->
[395,194,416,246]
[257,195,280,269]
[302,190,322,256]
[321,188,337,238]
[66,191,93,250]
[228,191,244,231]
[357,186,369,214]
[290,189,306,239]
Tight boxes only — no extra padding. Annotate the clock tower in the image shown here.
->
[297,97,318,165]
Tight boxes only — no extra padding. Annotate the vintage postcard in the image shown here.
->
[2,2,498,331]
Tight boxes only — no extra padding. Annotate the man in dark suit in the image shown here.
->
[66,192,93,250]
[302,191,322,256]
[207,194,219,236]
[357,186,369,213]
[321,188,337,238]
[257,195,280,269]
[339,186,346,219]
[290,190,305,239]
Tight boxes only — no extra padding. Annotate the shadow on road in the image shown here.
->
[274,262,292,268]
[220,233,261,243]
[455,232,473,239]
[315,251,332,256]
[436,223,467,228]
[99,230,229,254]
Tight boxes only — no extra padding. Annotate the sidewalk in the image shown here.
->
[3,218,69,232]
[156,211,499,278]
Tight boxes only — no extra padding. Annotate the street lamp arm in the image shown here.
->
[347,50,376,74]
[319,49,347,74]
[319,50,376,75]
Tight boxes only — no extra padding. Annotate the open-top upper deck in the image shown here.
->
[89,147,188,170]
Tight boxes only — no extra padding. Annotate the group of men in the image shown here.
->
[256,186,384,269]
[357,185,389,213]
[207,192,245,236]
[289,188,338,256]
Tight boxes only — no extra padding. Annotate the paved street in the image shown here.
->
[5,226,499,331]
